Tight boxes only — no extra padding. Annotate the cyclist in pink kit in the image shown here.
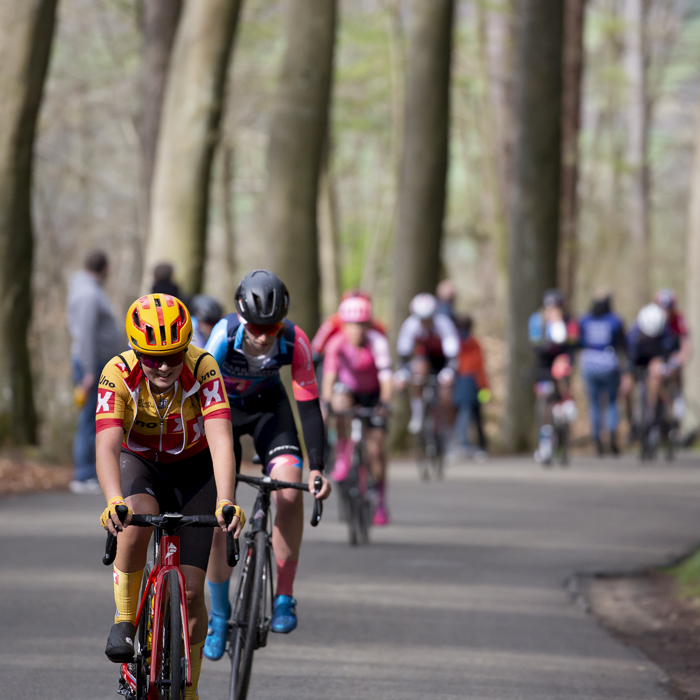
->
[321,296,393,525]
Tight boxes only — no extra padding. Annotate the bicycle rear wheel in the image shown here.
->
[229,530,266,700]
[154,569,183,700]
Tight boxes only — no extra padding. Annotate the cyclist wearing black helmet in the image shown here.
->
[202,270,331,658]
[190,294,224,347]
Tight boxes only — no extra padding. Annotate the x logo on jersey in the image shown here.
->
[202,380,222,407]
[97,391,113,413]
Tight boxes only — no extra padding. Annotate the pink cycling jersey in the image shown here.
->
[324,329,392,394]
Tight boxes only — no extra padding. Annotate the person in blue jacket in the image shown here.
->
[578,291,626,456]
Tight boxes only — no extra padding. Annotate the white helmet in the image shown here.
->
[637,303,667,338]
[410,293,437,320]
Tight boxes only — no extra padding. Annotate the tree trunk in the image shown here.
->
[137,0,182,237]
[624,0,650,308]
[558,0,587,307]
[317,137,341,319]
[0,0,57,446]
[503,0,564,452]
[265,0,337,337]
[143,0,243,297]
[684,91,700,435]
[392,0,455,343]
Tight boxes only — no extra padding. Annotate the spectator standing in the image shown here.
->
[66,250,123,492]
[578,291,626,456]
[452,315,489,458]
[151,262,187,303]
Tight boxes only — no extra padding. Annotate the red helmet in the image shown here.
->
[339,296,372,323]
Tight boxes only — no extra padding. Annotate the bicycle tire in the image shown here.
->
[229,530,266,700]
[155,569,183,700]
[135,562,153,699]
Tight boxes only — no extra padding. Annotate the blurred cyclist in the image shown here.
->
[395,293,460,435]
[528,289,579,462]
[190,293,223,347]
[321,295,393,524]
[578,291,626,456]
[621,303,680,431]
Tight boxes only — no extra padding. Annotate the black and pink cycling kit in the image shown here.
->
[205,314,325,474]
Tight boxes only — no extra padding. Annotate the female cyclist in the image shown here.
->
[97,293,244,700]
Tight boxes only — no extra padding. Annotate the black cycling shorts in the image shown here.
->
[119,448,216,571]
[229,385,303,475]
[333,382,387,430]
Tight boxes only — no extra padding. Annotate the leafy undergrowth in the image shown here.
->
[665,549,700,601]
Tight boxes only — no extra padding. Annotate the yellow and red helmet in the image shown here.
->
[125,294,193,355]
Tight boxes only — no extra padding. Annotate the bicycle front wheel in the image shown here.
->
[154,569,183,700]
[229,530,266,700]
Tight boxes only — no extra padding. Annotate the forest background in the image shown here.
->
[3,0,700,460]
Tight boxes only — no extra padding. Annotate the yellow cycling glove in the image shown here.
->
[215,499,246,528]
[100,497,133,529]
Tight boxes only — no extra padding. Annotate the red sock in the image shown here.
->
[276,558,298,597]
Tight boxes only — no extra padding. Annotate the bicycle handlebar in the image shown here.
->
[236,473,324,527]
[102,505,240,567]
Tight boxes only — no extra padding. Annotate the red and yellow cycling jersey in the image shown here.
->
[95,347,230,463]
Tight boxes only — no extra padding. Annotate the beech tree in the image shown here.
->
[0,0,57,445]
[143,0,243,296]
[503,0,564,452]
[392,0,455,339]
[264,0,337,336]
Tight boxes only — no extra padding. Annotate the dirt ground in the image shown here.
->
[588,572,700,700]
[0,456,73,496]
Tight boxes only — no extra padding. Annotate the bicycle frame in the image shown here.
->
[121,528,192,699]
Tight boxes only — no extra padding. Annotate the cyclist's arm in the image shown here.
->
[396,317,417,359]
[320,334,341,404]
[368,329,393,403]
[205,417,241,533]
[96,426,124,504]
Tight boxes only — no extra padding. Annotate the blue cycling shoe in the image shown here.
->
[271,595,297,634]
[204,612,229,660]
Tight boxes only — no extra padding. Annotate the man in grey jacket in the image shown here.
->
[67,250,123,492]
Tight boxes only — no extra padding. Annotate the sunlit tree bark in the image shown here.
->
[624,0,650,307]
[558,0,587,307]
[684,90,700,435]
[392,0,455,342]
[143,0,243,297]
[0,0,57,445]
[265,0,337,336]
[503,0,564,452]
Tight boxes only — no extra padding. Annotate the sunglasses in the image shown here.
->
[245,322,283,337]
[137,351,184,369]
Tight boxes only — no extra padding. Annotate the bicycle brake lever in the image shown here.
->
[103,505,129,566]
[222,504,240,568]
[310,476,323,527]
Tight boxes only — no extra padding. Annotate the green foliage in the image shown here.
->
[665,548,700,600]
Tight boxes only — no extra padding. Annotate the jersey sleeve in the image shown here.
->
[95,358,128,433]
[367,330,393,380]
[436,315,460,358]
[396,317,416,360]
[196,353,231,421]
[322,332,344,377]
[204,318,230,366]
[291,326,319,401]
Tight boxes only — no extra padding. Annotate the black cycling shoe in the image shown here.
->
[105,621,136,662]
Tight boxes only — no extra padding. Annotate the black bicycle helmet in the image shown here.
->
[191,294,223,324]
[234,270,290,324]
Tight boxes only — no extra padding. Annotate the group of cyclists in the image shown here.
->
[529,286,691,462]
[94,264,688,698]
[95,269,471,699]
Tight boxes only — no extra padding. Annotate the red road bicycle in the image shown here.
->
[103,506,239,700]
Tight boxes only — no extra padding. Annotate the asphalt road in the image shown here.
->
[2,453,700,700]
